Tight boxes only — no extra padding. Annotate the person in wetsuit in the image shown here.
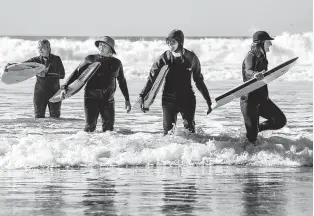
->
[6,39,65,118]
[61,36,131,132]
[139,29,212,135]
[241,31,286,144]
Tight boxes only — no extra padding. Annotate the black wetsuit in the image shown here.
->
[64,54,130,132]
[140,49,212,134]
[25,54,65,118]
[241,48,286,142]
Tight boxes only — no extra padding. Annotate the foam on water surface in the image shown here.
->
[0,32,312,169]
[0,32,312,81]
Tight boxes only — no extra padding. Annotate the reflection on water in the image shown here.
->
[83,177,117,215]
[34,184,66,216]
[0,167,312,216]
[162,179,197,216]
[241,172,286,216]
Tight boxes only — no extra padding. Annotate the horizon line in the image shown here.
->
[0,34,252,37]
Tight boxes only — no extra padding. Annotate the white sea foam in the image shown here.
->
[0,32,312,81]
[0,128,312,169]
[0,33,312,169]
[0,79,312,169]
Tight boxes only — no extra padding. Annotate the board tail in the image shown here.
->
[143,67,169,108]
[131,66,169,112]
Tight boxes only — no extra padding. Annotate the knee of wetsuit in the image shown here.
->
[102,121,114,132]
[246,130,258,143]
[266,115,287,130]
[50,112,60,118]
[183,119,195,132]
[84,126,96,132]
[247,136,257,143]
[102,127,114,132]
[188,128,195,133]
[277,114,287,129]
[259,122,267,132]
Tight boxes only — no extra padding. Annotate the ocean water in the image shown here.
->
[0,32,312,81]
[0,33,312,215]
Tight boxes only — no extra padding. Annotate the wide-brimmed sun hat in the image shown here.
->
[95,36,116,54]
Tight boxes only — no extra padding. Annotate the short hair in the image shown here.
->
[38,39,51,52]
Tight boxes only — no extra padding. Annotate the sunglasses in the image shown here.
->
[166,40,178,46]
[37,45,49,51]
[98,42,110,48]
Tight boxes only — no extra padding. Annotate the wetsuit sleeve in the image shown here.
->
[24,57,41,63]
[57,56,65,79]
[117,62,130,102]
[48,56,66,79]
[191,55,212,106]
[20,57,41,74]
[140,52,168,98]
[244,53,257,79]
[64,57,92,86]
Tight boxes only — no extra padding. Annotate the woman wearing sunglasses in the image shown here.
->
[139,29,212,135]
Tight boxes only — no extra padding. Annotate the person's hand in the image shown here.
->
[207,104,212,115]
[254,71,265,80]
[140,96,149,113]
[125,101,131,113]
[37,70,46,77]
[60,85,68,99]
[4,63,15,72]
[206,100,213,115]
[61,84,68,91]
[60,89,67,99]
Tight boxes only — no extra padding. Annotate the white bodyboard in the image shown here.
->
[49,62,101,103]
[133,65,169,110]
[1,62,45,84]
[213,57,298,109]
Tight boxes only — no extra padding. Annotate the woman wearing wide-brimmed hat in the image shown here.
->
[61,36,131,132]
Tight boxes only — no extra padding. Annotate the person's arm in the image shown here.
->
[117,61,132,113]
[244,53,259,79]
[5,56,39,67]
[4,62,18,71]
[22,56,48,77]
[23,57,41,63]
[54,56,65,79]
[140,51,169,98]
[61,56,92,89]
[117,62,130,102]
[244,53,265,80]
[58,57,65,79]
[46,56,65,79]
[191,55,212,107]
